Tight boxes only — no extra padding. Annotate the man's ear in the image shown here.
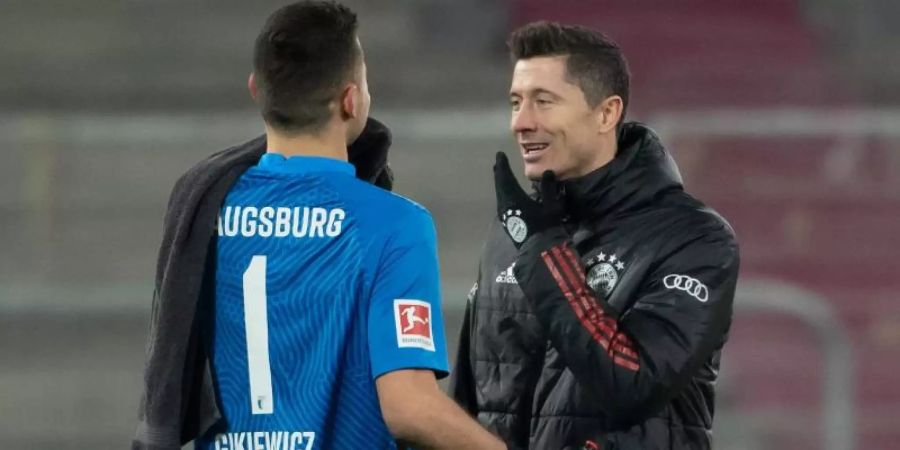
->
[596,95,624,134]
[340,84,359,120]
[248,72,258,101]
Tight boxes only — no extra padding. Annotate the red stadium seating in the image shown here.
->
[682,135,900,449]
[509,0,845,108]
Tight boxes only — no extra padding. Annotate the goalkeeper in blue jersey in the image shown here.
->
[186,2,507,450]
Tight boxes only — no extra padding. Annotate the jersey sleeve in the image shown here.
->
[368,208,450,380]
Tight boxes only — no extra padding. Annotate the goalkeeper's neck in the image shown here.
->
[263,122,350,161]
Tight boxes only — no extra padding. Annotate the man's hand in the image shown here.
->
[349,117,394,190]
[494,151,565,247]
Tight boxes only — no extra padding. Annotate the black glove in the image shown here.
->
[348,117,394,191]
[494,151,565,247]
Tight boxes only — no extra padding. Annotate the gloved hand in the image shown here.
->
[493,151,565,247]
[348,116,394,191]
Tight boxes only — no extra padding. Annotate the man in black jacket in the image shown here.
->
[449,22,740,450]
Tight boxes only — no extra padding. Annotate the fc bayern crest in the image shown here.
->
[502,209,528,243]
[585,251,626,296]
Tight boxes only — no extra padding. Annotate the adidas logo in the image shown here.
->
[495,262,518,284]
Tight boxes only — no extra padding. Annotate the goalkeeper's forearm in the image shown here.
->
[376,369,506,450]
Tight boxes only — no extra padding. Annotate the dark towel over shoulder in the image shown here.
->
[133,135,266,450]
[133,119,392,449]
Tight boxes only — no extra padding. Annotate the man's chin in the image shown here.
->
[525,165,576,182]
[523,166,546,181]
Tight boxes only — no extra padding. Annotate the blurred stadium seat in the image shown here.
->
[510,0,845,108]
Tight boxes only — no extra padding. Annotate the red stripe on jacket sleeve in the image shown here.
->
[540,245,640,371]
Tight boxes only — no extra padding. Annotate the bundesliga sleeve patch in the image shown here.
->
[393,299,435,351]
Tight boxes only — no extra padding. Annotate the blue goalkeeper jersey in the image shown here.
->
[196,153,449,450]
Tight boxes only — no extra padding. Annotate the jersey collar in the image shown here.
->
[257,152,356,177]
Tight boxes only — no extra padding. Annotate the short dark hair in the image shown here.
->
[508,21,630,125]
[253,1,359,133]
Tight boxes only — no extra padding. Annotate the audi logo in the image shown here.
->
[663,274,709,302]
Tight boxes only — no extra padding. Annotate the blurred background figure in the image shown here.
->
[1,1,898,449]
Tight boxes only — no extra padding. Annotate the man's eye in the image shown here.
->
[536,98,552,106]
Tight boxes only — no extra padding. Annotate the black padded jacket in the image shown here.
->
[449,123,740,450]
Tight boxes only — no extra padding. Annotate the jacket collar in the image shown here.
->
[554,122,684,221]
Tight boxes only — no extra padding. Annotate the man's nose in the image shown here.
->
[511,106,537,134]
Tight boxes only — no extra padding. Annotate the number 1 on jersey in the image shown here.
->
[243,255,274,414]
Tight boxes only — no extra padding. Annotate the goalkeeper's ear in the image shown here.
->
[248,72,258,101]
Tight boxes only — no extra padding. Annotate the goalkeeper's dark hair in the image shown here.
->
[253,1,360,134]
[508,21,630,127]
